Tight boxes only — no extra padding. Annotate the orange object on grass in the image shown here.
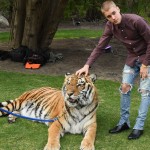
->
[25,62,41,69]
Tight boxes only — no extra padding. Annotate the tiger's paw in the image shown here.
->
[80,140,95,150]
[44,143,60,150]
[8,114,17,124]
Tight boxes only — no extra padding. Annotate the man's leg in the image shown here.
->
[109,64,139,134]
[118,83,132,126]
[128,68,150,139]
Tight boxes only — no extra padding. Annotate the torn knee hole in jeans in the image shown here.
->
[119,83,132,94]
[138,89,150,96]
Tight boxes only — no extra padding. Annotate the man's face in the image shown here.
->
[103,6,122,24]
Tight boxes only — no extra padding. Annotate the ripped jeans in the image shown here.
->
[118,63,150,130]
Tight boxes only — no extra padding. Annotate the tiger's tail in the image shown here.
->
[0,99,21,123]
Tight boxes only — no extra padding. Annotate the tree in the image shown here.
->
[11,0,68,52]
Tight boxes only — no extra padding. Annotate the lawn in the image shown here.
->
[0,32,10,42]
[0,28,103,42]
[0,71,149,150]
[54,29,103,39]
[0,26,149,150]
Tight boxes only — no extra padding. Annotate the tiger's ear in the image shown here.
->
[65,72,71,77]
[89,74,97,83]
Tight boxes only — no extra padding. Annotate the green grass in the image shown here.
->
[0,32,10,42]
[0,71,150,150]
[0,28,103,42]
[54,29,103,39]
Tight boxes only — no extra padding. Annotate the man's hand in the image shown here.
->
[140,64,148,80]
[76,65,89,76]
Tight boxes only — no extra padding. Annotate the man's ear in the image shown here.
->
[89,74,97,83]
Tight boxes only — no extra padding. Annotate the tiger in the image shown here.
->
[0,73,99,150]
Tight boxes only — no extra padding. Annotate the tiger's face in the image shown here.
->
[62,73,97,108]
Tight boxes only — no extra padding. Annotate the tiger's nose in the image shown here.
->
[67,92,73,96]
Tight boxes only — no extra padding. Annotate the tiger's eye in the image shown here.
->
[78,84,84,89]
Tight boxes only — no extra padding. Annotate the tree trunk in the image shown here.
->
[11,0,68,52]
[11,0,26,47]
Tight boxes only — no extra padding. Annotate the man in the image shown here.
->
[76,0,150,140]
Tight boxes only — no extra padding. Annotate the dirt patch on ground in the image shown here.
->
[0,22,127,82]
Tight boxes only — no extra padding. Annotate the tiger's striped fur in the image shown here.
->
[0,73,99,150]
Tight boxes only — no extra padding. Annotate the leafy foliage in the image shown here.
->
[63,0,150,22]
[0,0,150,22]
[0,0,12,18]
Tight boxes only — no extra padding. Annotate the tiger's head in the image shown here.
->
[62,73,97,108]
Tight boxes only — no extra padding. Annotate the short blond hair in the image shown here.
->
[101,1,117,14]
